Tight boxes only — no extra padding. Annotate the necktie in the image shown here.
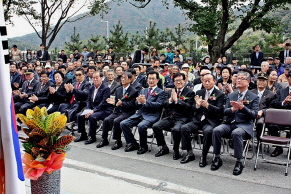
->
[70,82,81,104]
[123,88,127,95]
[258,91,263,102]
[205,91,209,100]
[238,93,243,101]
[177,90,181,98]
[147,88,152,98]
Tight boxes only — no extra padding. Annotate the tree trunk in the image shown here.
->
[208,42,226,64]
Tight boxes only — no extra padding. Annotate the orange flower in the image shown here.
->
[22,152,66,180]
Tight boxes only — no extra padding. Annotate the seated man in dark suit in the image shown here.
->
[96,72,138,150]
[180,74,225,166]
[74,71,113,144]
[212,71,259,175]
[13,69,39,114]
[120,71,166,154]
[152,72,195,160]
[10,63,22,91]
[103,69,120,95]
[270,70,291,157]
[132,64,147,88]
[28,71,53,109]
[59,67,91,123]
[250,73,276,151]
[126,68,142,92]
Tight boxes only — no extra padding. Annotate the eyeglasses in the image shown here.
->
[237,77,248,81]
[75,74,83,77]
[174,79,184,82]
[201,73,210,77]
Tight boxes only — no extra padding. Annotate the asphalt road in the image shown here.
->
[22,129,291,194]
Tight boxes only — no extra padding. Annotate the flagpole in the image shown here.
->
[0,1,26,194]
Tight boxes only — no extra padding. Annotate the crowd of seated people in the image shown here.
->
[11,44,291,176]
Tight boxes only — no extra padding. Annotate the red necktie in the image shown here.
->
[70,82,80,104]
[147,88,152,98]
[177,90,181,98]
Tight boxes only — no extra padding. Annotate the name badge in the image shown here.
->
[28,87,33,89]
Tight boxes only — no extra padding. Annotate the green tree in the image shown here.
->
[86,35,106,51]
[94,0,291,62]
[64,27,83,52]
[105,21,130,52]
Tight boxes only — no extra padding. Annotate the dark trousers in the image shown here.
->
[120,116,153,148]
[59,102,86,122]
[18,102,34,114]
[212,124,250,159]
[47,104,60,114]
[77,111,110,138]
[102,113,126,141]
[152,116,187,151]
[181,120,214,157]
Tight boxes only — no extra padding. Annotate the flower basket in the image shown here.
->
[17,107,74,193]
[30,170,61,194]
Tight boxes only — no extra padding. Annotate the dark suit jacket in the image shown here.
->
[193,88,225,127]
[10,72,22,90]
[135,74,147,88]
[163,87,195,120]
[132,50,144,64]
[250,51,264,66]
[103,80,121,95]
[224,90,259,135]
[112,85,138,117]
[250,89,276,115]
[68,81,91,102]
[86,83,112,113]
[130,87,166,123]
[279,50,291,63]
[48,82,69,105]
[193,77,202,86]
[37,50,50,61]
[272,87,291,109]
[35,81,53,104]
[131,81,142,92]
[14,79,39,103]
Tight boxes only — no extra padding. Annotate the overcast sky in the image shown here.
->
[6,4,89,38]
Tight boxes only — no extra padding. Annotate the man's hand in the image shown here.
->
[29,95,38,102]
[13,90,21,96]
[13,83,19,88]
[85,110,94,118]
[195,95,202,106]
[257,110,263,118]
[200,100,209,108]
[20,93,27,98]
[172,89,178,103]
[283,96,291,104]
[106,98,115,105]
[49,86,56,94]
[138,95,146,104]
[116,99,122,106]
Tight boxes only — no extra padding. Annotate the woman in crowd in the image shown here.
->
[217,66,232,94]
[203,56,212,69]
[103,50,110,60]
[151,47,159,60]
[32,50,38,60]
[47,71,69,114]
[174,49,183,63]
[119,56,125,62]
[26,49,33,63]
[266,68,282,93]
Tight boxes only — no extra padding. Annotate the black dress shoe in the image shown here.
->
[173,151,181,160]
[199,157,207,167]
[96,139,109,148]
[155,147,169,157]
[137,146,148,155]
[211,157,223,170]
[74,134,88,142]
[180,154,195,164]
[84,137,96,145]
[233,161,244,175]
[124,143,139,152]
[271,147,283,157]
[111,141,122,150]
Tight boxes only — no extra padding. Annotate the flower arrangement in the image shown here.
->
[209,94,216,100]
[17,107,74,180]
[151,92,159,96]
[242,98,251,104]
[179,95,189,100]
[122,93,130,99]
